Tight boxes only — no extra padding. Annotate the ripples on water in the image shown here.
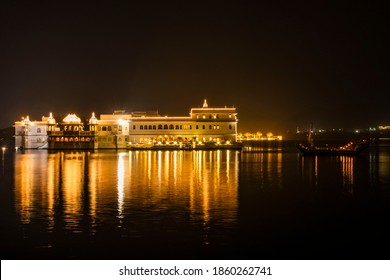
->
[1,140,390,259]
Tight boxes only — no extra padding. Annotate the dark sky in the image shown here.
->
[1,1,388,132]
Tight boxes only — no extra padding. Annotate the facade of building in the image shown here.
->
[14,100,238,149]
[14,116,49,149]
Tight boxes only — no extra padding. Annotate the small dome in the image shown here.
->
[22,116,31,125]
[89,112,98,124]
[63,114,81,123]
[47,112,56,124]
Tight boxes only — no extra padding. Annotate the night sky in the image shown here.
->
[1,1,388,132]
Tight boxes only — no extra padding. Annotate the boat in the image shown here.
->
[296,124,369,155]
[296,140,369,155]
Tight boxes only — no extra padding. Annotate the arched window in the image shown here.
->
[56,137,60,142]
[149,125,152,130]
[140,125,144,130]
[86,137,90,142]
[74,137,79,142]
[153,125,156,130]
[108,126,112,131]
[175,125,179,130]
[102,126,107,131]
[169,124,174,129]
[65,138,69,142]
[37,128,41,133]
[209,115,212,119]
[209,125,212,129]
[202,125,205,129]
[81,137,85,142]
[158,125,162,129]
[164,125,168,129]
[229,125,232,129]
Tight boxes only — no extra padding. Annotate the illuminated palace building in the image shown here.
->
[14,100,238,149]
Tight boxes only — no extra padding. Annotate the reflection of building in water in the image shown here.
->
[14,152,55,224]
[126,150,239,227]
[61,152,85,230]
[340,156,354,193]
[14,100,238,149]
[241,152,283,188]
[14,150,239,235]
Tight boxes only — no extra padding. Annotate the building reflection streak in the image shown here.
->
[46,153,58,231]
[379,153,390,181]
[157,151,162,188]
[15,154,37,224]
[340,156,354,193]
[88,153,98,226]
[117,153,126,218]
[62,152,84,231]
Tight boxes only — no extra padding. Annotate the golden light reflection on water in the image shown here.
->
[14,150,239,235]
[300,155,356,193]
[241,152,283,188]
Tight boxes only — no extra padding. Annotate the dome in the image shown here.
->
[63,114,81,123]
[22,116,31,125]
[89,112,98,125]
[47,112,56,124]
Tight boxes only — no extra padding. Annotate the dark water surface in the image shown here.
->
[1,140,389,259]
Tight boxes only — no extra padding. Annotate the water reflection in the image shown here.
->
[299,155,356,193]
[241,152,283,188]
[14,150,239,242]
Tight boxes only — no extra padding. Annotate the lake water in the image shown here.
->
[1,140,389,259]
